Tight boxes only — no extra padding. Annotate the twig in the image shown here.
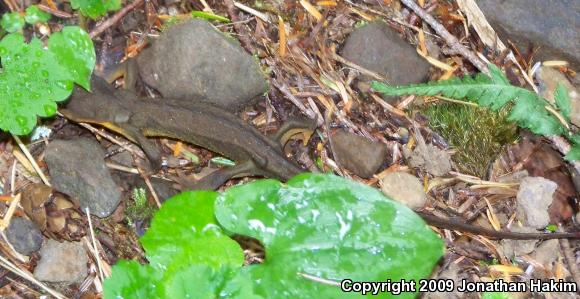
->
[332,53,388,81]
[233,1,269,23]
[11,135,50,186]
[137,167,161,208]
[37,4,73,18]
[89,0,145,39]
[85,208,105,282]
[559,236,580,286]
[0,194,20,231]
[0,254,67,299]
[272,81,317,120]
[399,0,489,74]
[223,0,256,54]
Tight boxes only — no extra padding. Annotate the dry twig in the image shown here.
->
[399,0,489,74]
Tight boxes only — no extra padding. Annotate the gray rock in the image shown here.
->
[478,0,580,70]
[532,239,560,266]
[330,130,388,178]
[5,217,43,255]
[45,139,122,217]
[500,226,539,257]
[136,20,268,111]
[34,239,88,283]
[516,177,557,229]
[409,144,452,177]
[340,21,430,91]
[536,66,580,127]
[380,172,426,209]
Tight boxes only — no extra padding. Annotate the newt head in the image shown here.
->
[60,76,132,126]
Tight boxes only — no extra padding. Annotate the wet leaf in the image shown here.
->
[70,0,121,19]
[104,260,159,299]
[0,12,25,33]
[105,174,444,298]
[24,5,51,24]
[48,27,95,90]
[215,173,444,298]
[0,27,94,135]
[140,191,244,271]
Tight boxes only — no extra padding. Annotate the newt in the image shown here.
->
[60,77,580,240]
[60,76,316,190]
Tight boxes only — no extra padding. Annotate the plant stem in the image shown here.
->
[11,134,50,186]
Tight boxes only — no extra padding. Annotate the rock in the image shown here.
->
[536,66,580,127]
[380,172,426,209]
[409,144,452,177]
[330,130,388,178]
[5,217,43,255]
[532,239,560,266]
[45,139,122,217]
[516,177,557,228]
[500,226,539,257]
[340,21,430,102]
[478,0,580,69]
[34,239,88,283]
[135,20,268,111]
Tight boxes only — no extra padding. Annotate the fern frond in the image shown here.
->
[370,64,565,136]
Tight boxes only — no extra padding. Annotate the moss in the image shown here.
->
[125,187,155,226]
[422,103,518,178]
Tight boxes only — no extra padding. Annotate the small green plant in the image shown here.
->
[422,103,517,177]
[125,188,155,227]
[371,64,580,160]
[0,5,51,32]
[70,0,121,19]
[104,173,444,298]
[0,26,95,135]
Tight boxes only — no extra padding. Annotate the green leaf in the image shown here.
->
[24,5,51,24]
[48,26,95,90]
[564,144,580,161]
[191,11,231,23]
[0,34,72,135]
[507,93,564,136]
[105,174,443,298]
[103,260,159,299]
[554,83,571,120]
[160,265,263,299]
[481,292,512,299]
[140,191,244,271]
[568,133,580,146]
[215,173,444,298]
[70,0,121,19]
[1,12,25,33]
[0,27,95,135]
[371,63,567,136]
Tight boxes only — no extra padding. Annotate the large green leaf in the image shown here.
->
[48,26,95,90]
[140,191,244,271]
[103,260,159,299]
[0,27,94,135]
[215,173,444,298]
[70,0,121,19]
[105,174,444,298]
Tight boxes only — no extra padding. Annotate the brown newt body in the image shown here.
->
[61,76,312,189]
[60,77,579,240]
